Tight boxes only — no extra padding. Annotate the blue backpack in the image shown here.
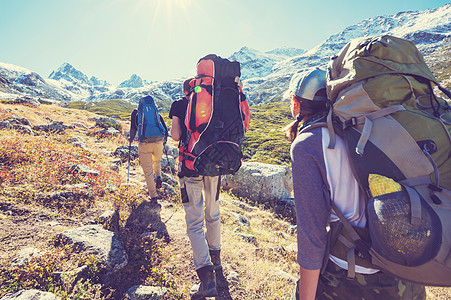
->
[137,95,165,142]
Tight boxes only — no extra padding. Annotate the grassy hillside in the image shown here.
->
[425,41,451,90]
[67,99,137,119]
[243,102,293,165]
[1,99,450,299]
[0,101,300,299]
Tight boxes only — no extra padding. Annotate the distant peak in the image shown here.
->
[119,74,143,88]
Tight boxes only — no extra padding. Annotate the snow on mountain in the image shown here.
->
[49,63,111,88]
[49,63,90,85]
[266,47,306,57]
[244,3,451,105]
[89,76,110,87]
[0,3,450,109]
[118,74,144,88]
[0,62,74,101]
[229,46,306,80]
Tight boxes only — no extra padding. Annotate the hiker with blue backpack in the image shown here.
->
[284,68,426,300]
[129,95,168,202]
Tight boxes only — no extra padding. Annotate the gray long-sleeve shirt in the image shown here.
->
[291,128,330,270]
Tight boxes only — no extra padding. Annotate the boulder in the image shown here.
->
[160,155,175,169]
[12,124,33,135]
[0,289,60,300]
[164,144,178,158]
[13,96,41,107]
[0,120,12,129]
[94,117,120,128]
[9,115,32,126]
[55,225,128,273]
[221,162,292,203]
[114,145,139,162]
[11,247,45,267]
[162,182,177,197]
[95,210,120,232]
[125,285,167,300]
[236,233,256,243]
[71,122,88,130]
[66,164,100,176]
[33,121,73,134]
[96,127,121,137]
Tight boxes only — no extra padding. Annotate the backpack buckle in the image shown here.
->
[343,117,357,129]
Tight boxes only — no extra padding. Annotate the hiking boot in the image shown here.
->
[190,265,217,299]
[209,249,222,271]
[210,249,227,288]
[155,176,162,189]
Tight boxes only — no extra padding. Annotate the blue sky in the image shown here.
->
[0,0,449,85]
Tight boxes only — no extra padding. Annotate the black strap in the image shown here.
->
[323,185,372,262]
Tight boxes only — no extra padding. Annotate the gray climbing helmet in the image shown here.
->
[284,68,327,101]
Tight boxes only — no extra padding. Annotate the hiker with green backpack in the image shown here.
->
[129,95,168,202]
[285,68,426,299]
[287,35,451,299]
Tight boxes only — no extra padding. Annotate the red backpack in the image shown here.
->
[180,54,250,176]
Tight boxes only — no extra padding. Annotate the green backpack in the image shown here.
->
[318,35,451,286]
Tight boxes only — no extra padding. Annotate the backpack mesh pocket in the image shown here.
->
[368,190,441,267]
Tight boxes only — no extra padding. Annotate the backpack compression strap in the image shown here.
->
[341,105,405,155]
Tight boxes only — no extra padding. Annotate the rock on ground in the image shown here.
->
[0,289,60,300]
[55,225,128,272]
[222,162,292,203]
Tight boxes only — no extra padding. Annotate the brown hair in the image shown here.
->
[284,90,328,142]
[183,77,194,95]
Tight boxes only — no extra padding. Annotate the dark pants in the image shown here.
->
[292,262,426,300]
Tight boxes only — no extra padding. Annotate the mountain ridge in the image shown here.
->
[0,3,450,109]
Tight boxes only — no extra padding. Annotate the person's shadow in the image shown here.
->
[124,200,234,300]
[124,199,169,241]
[215,268,233,300]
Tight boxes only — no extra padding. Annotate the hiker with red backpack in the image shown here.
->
[169,54,250,299]
[170,77,221,298]
[129,95,168,202]
[285,68,426,299]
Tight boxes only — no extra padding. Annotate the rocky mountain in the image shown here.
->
[229,46,306,81]
[243,3,451,105]
[118,74,144,89]
[0,3,450,110]
[0,62,73,101]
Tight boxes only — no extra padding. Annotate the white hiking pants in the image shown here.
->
[138,141,163,198]
[180,175,221,270]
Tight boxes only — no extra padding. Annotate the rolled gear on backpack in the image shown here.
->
[180,54,250,176]
[311,35,451,286]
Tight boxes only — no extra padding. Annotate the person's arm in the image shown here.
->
[129,109,138,143]
[171,116,182,142]
[299,267,320,300]
[159,114,169,137]
[291,129,330,299]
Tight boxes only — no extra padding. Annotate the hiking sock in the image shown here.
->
[209,249,222,271]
